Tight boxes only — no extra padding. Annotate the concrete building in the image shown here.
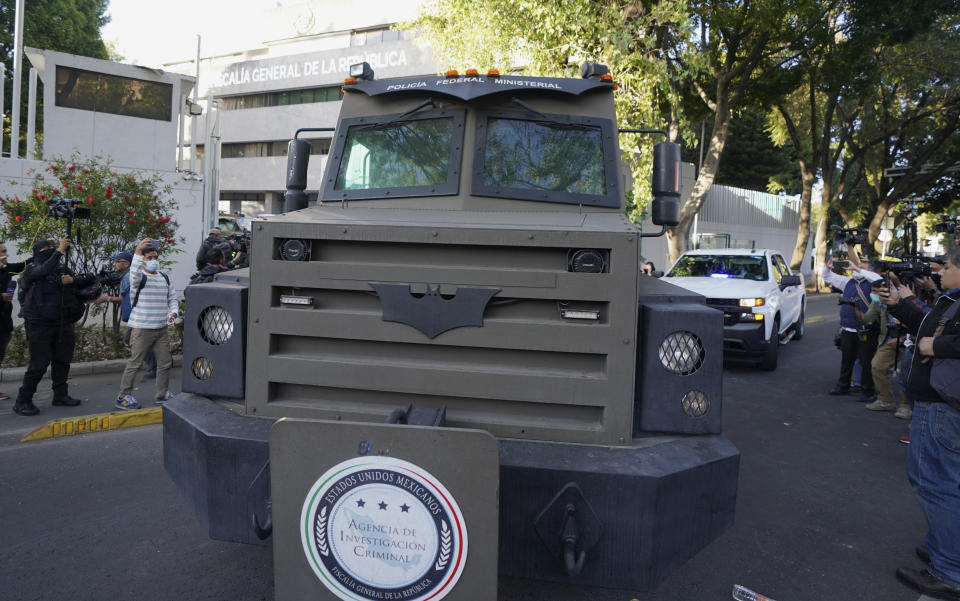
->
[169,0,438,217]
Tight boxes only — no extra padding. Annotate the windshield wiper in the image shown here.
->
[358,98,440,130]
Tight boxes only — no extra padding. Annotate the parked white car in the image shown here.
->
[660,249,806,370]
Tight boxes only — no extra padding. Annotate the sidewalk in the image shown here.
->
[0,356,182,445]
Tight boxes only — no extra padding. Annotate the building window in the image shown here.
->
[221,138,331,158]
[221,85,343,111]
[55,66,172,121]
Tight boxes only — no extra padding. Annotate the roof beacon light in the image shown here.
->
[348,62,374,81]
[580,62,610,79]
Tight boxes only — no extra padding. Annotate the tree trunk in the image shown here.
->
[664,95,731,264]
[789,168,816,271]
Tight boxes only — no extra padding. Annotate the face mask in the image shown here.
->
[145,260,159,272]
[870,293,880,303]
[35,249,54,262]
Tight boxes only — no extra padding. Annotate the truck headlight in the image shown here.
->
[739,298,765,307]
[739,313,764,323]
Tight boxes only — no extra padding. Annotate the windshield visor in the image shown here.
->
[323,109,465,200]
[471,110,619,208]
[668,255,769,281]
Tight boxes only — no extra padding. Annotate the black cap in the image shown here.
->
[32,239,55,255]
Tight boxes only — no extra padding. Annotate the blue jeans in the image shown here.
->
[908,401,960,586]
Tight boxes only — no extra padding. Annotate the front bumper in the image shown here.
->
[721,321,771,357]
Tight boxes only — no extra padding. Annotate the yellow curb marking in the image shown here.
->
[804,315,826,324]
[20,407,162,442]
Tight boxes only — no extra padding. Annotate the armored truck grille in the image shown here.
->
[246,210,641,445]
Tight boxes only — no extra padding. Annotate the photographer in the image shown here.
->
[12,238,84,416]
[195,227,223,270]
[822,255,883,397]
[879,247,960,599]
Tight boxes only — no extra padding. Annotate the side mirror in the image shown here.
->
[650,142,681,227]
[284,138,311,213]
[652,270,664,278]
[780,274,801,288]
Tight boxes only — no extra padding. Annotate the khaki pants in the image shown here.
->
[871,340,904,406]
[119,327,172,399]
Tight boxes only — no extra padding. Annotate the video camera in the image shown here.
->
[226,232,251,254]
[830,225,868,246]
[837,298,859,307]
[47,197,91,220]
[934,215,959,235]
[71,272,102,302]
[873,257,933,287]
[96,269,124,290]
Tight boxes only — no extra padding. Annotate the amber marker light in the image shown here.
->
[344,77,357,85]
[465,68,479,76]
[445,70,460,77]
[487,69,500,77]
[600,74,614,82]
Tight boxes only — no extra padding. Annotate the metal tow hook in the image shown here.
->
[253,501,273,540]
[561,504,586,576]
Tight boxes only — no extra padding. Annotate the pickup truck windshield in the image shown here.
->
[335,117,454,190]
[668,255,769,281]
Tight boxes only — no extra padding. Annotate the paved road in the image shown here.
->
[0,294,932,601]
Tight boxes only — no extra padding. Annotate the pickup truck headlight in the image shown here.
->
[738,298,765,307]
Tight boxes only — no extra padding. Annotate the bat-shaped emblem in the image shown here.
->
[369,283,500,338]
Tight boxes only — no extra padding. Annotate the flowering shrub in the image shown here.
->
[0,154,183,277]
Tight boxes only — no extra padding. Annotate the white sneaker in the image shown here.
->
[894,406,913,420]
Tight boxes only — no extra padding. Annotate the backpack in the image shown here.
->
[125,272,170,321]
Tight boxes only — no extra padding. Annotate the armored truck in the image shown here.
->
[164,62,739,600]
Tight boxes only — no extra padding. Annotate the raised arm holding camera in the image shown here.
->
[822,251,883,398]
[878,247,960,599]
[12,237,85,415]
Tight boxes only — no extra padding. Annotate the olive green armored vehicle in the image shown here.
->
[165,62,738,600]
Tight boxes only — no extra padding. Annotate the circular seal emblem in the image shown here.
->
[301,456,467,601]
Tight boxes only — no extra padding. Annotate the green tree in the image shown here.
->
[0,154,183,328]
[0,0,110,155]
[405,0,687,223]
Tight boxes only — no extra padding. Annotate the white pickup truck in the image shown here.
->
[660,249,806,370]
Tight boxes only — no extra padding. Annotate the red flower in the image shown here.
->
[49,164,57,171]
[12,199,19,205]
[123,194,129,201]
[152,194,158,199]
[15,216,22,222]
[69,164,76,171]
[166,238,174,244]
[86,195,94,205]
[83,168,90,174]
[38,194,45,200]
[128,218,135,224]
[31,189,37,195]
[127,209,135,215]
[76,183,83,191]
[53,188,59,194]
[106,187,113,199]
[147,214,153,220]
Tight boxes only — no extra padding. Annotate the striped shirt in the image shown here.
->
[127,254,177,329]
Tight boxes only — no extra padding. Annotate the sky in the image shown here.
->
[100,0,282,68]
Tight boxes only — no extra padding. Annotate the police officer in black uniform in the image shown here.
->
[12,237,84,415]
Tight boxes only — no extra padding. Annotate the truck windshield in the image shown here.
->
[471,111,619,208]
[335,117,455,190]
[668,255,768,281]
[481,118,604,196]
